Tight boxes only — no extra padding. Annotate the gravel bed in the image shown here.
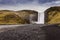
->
[0,24,60,40]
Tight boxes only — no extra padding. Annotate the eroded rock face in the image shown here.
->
[17,10,38,23]
[45,6,60,24]
[0,10,38,24]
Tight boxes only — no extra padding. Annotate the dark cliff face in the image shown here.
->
[45,6,60,24]
[0,10,38,24]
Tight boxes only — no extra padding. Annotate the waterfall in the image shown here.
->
[35,12,44,24]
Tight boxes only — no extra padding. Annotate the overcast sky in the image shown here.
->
[0,0,60,12]
[0,0,59,4]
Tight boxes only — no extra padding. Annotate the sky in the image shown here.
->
[0,0,60,12]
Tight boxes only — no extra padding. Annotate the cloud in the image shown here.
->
[0,0,60,12]
[0,0,33,5]
[38,0,56,4]
[42,1,60,6]
[0,0,59,5]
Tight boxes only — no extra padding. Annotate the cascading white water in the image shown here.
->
[35,12,44,24]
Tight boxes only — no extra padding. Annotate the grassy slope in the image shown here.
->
[45,6,60,24]
[0,10,38,24]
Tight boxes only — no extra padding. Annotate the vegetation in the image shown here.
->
[45,6,60,24]
[0,10,38,24]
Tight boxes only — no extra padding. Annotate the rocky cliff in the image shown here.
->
[0,10,38,24]
[45,6,60,24]
[17,10,38,23]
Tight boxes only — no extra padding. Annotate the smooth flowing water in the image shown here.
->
[36,12,44,24]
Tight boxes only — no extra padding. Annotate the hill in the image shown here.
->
[0,10,38,24]
[17,10,38,23]
[45,6,60,24]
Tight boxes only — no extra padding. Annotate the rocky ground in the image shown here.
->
[0,24,60,40]
[0,24,46,40]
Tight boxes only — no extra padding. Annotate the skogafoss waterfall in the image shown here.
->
[35,12,44,24]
